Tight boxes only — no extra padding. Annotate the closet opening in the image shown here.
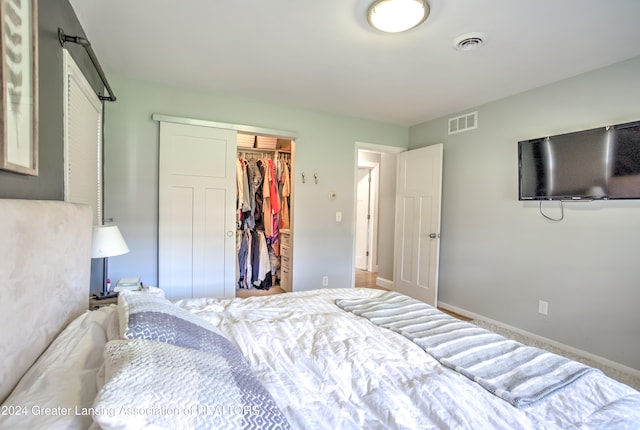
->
[236,134,295,298]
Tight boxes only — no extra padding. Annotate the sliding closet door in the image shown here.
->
[158,122,236,299]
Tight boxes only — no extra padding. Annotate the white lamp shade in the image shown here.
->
[368,0,429,33]
[91,225,130,258]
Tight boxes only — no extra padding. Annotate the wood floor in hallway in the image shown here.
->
[355,269,384,289]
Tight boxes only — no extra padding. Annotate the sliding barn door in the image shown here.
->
[158,122,236,299]
[393,144,443,306]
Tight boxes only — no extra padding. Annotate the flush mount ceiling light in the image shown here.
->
[368,0,430,33]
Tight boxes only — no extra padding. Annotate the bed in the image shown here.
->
[1,199,639,429]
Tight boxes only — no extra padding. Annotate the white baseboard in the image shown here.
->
[376,276,393,290]
[438,301,640,379]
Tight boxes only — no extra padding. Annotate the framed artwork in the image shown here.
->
[0,0,38,175]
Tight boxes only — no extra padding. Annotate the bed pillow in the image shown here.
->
[0,308,117,430]
[117,290,241,361]
[92,339,290,430]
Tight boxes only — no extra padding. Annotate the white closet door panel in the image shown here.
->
[169,134,228,177]
[195,188,229,298]
[159,122,236,299]
[162,186,195,299]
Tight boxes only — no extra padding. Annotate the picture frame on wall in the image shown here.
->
[0,0,38,176]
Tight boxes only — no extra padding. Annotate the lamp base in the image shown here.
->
[93,292,119,300]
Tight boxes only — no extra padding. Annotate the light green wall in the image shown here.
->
[410,56,640,371]
[103,74,408,295]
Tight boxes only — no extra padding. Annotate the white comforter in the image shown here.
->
[175,288,640,430]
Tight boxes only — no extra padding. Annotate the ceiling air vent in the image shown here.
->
[453,32,487,51]
[448,111,478,135]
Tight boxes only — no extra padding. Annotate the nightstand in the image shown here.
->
[89,295,118,310]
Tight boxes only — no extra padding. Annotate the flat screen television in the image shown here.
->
[518,120,640,200]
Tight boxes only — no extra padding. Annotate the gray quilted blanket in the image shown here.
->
[336,291,598,408]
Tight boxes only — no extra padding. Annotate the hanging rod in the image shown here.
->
[239,147,291,155]
[57,28,116,102]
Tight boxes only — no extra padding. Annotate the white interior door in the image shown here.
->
[355,167,371,270]
[158,122,236,300]
[393,144,443,306]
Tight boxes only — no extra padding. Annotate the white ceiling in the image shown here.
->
[68,0,640,126]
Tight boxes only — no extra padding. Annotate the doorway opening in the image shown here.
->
[355,164,377,272]
[353,143,403,290]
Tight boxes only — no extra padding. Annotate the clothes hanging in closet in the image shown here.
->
[236,152,291,289]
[280,158,291,229]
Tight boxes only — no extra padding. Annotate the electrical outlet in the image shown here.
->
[538,300,549,315]
[322,276,329,286]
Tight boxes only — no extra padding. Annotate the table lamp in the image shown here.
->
[91,225,129,298]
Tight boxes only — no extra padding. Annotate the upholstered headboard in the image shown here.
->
[0,199,92,403]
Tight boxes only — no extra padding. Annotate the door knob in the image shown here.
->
[429,233,438,239]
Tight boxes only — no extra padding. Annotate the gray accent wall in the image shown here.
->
[409,56,640,371]
[0,0,109,294]
[0,0,103,199]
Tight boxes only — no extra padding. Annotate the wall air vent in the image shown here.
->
[448,111,478,135]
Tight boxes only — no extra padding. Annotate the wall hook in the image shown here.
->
[314,173,318,184]
[301,172,306,184]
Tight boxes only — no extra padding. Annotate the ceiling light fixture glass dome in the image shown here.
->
[368,0,430,33]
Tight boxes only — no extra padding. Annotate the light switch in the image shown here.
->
[336,211,342,222]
